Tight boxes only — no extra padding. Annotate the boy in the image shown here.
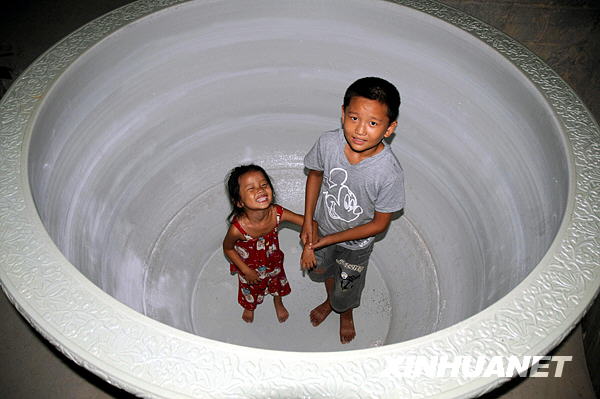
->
[301,77,405,344]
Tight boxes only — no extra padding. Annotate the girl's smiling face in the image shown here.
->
[237,170,273,211]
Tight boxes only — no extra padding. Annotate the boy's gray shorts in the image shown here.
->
[309,244,373,313]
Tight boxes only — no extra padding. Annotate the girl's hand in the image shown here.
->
[243,269,260,284]
[300,246,317,270]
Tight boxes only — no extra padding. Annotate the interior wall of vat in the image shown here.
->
[27,0,569,347]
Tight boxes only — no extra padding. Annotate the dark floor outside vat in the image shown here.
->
[0,0,598,398]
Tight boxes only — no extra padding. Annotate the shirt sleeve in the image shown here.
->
[375,170,405,213]
[303,134,324,171]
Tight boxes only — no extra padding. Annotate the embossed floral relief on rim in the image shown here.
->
[0,0,598,398]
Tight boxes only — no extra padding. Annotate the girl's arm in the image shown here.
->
[301,169,323,245]
[280,207,304,226]
[222,225,259,283]
[311,211,394,250]
[281,207,319,244]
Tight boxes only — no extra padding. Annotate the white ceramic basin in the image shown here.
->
[1,0,598,397]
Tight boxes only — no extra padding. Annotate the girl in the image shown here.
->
[223,164,316,323]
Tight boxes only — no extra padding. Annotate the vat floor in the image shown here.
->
[0,0,598,398]
[188,223,438,351]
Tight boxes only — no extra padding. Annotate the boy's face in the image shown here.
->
[342,96,397,157]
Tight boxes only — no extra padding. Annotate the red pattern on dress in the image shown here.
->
[230,204,291,310]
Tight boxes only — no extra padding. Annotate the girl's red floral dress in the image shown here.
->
[230,205,291,310]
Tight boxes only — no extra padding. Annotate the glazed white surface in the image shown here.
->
[1,0,598,397]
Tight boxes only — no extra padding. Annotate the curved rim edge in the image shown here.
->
[0,0,598,397]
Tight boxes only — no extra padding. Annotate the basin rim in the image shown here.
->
[0,0,599,398]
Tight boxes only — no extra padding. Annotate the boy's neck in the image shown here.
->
[344,141,385,165]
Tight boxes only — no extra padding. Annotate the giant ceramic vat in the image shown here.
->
[1,0,599,397]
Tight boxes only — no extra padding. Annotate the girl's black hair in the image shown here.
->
[226,164,275,222]
[343,76,401,123]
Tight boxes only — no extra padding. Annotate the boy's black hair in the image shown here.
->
[226,164,275,222]
[343,77,401,123]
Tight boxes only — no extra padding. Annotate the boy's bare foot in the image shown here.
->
[274,296,289,323]
[310,300,332,326]
[340,309,356,344]
[242,308,254,323]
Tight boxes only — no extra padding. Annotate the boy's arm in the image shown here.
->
[222,225,259,283]
[301,169,323,244]
[311,211,394,250]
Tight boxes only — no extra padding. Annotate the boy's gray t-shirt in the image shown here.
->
[304,128,405,250]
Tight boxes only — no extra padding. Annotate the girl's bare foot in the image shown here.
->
[242,308,254,323]
[340,309,356,344]
[274,296,289,323]
[310,300,332,326]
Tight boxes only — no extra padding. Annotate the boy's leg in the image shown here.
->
[310,277,334,326]
[330,245,373,343]
[340,308,355,344]
[308,246,337,326]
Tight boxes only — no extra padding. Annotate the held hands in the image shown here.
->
[300,219,320,270]
[300,222,313,247]
[300,220,320,247]
[300,244,317,270]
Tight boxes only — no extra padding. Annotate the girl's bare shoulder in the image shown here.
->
[225,221,244,241]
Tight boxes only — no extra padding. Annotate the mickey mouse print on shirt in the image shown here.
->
[322,167,363,222]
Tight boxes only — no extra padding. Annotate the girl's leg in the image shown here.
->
[242,308,254,323]
[267,265,290,323]
[273,295,289,323]
[238,276,256,323]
